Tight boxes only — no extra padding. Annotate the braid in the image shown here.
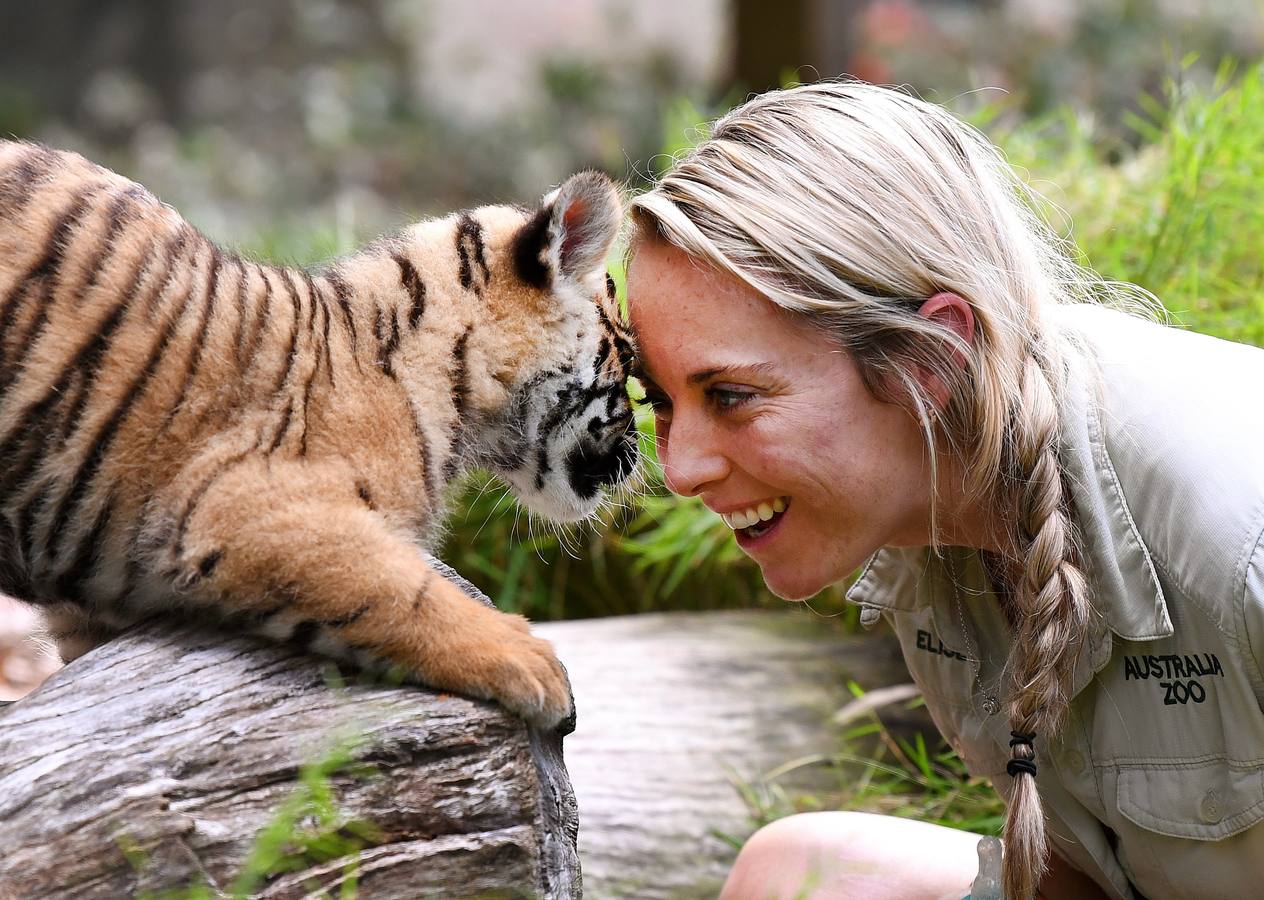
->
[626,78,1146,899]
[998,345,1092,900]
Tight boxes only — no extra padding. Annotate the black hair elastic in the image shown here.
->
[1007,758,1038,777]
[1008,730,1037,749]
[1007,730,1038,777]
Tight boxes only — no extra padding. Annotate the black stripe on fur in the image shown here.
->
[394,253,427,329]
[0,187,102,363]
[456,212,490,293]
[272,268,303,395]
[44,243,204,555]
[163,246,223,430]
[511,206,553,290]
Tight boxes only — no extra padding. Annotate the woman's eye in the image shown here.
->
[710,387,757,410]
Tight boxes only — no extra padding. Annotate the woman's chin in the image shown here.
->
[760,567,831,602]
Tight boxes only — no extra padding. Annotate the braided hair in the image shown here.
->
[631,80,1152,898]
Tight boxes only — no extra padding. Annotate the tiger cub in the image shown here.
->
[0,141,637,728]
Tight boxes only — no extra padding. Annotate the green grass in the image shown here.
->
[227,736,379,898]
[720,681,1005,847]
[997,59,1264,346]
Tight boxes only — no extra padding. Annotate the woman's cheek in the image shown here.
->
[743,440,797,485]
[750,422,830,487]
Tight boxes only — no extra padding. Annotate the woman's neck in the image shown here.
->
[930,452,1013,555]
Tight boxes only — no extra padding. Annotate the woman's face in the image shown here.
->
[627,240,935,600]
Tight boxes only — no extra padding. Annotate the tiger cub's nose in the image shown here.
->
[566,422,638,499]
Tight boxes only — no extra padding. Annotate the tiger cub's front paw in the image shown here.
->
[428,605,573,730]
[483,617,574,729]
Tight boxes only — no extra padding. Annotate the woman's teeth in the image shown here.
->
[721,497,789,530]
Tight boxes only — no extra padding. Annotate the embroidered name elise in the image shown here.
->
[1123,652,1224,705]
[915,629,967,662]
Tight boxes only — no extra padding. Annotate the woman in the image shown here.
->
[624,82,1264,900]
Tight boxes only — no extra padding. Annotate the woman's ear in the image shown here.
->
[512,171,623,291]
[916,291,975,407]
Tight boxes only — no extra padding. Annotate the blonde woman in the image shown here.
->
[624,82,1264,900]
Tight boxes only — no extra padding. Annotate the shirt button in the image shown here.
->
[1200,790,1224,825]
[982,695,1000,716]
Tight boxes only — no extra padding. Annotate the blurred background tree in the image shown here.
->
[1,0,1262,622]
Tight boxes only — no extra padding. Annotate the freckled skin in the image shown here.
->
[627,240,935,600]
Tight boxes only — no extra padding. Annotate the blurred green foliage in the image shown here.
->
[242,63,1264,624]
[997,59,1264,346]
[227,735,378,898]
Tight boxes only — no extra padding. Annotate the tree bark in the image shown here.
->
[0,560,580,900]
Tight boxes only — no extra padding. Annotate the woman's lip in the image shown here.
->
[733,505,788,551]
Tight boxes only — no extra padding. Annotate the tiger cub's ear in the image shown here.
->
[514,171,622,291]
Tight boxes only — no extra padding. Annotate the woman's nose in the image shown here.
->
[659,416,729,497]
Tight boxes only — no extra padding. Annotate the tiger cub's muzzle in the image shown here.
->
[565,412,638,501]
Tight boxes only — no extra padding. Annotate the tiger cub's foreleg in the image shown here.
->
[140,455,571,728]
[42,607,121,663]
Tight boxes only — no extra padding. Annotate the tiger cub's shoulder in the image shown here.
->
[0,140,182,252]
[2,140,153,203]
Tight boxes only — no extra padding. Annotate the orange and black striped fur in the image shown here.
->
[0,141,637,727]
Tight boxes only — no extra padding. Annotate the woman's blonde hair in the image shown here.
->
[630,81,1137,899]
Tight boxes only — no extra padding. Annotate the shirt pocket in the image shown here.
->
[1108,758,1264,898]
[1116,758,1264,840]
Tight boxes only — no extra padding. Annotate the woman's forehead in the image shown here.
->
[629,241,776,324]
[629,260,770,369]
[626,300,834,394]
[626,249,836,387]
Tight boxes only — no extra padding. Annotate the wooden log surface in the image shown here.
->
[0,599,919,900]
[0,560,580,900]
[536,610,918,900]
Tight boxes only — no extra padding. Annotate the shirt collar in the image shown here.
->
[1057,325,1172,641]
[847,322,1172,643]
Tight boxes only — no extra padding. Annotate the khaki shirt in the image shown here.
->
[846,305,1264,899]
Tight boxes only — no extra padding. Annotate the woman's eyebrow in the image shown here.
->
[686,362,778,385]
[633,362,778,391]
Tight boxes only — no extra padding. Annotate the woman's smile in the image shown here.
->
[626,239,937,600]
[730,499,790,549]
[710,496,791,546]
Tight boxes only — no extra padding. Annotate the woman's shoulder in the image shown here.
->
[1054,303,1264,610]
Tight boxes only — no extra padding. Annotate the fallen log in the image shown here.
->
[537,610,921,899]
[0,560,580,900]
